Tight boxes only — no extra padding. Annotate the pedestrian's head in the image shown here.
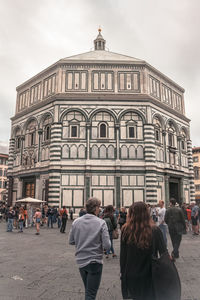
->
[86,197,101,215]
[122,202,153,249]
[170,198,176,206]
[63,206,66,209]
[36,208,40,212]
[158,200,164,208]
[104,205,114,215]
[190,201,196,207]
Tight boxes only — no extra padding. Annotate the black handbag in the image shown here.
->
[152,244,181,300]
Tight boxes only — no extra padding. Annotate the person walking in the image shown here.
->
[70,207,74,220]
[165,198,186,259]
[34,208,42,235]
[157,200,167,246]
[47,207,54,228]
[118,207,127,230]
[18,207,25,233]
[69,197,111,300]
[190,201,199,235]
[7,207,15,232]
[120,202,167,300]
[60,206,68,233]
[103,205,117,258]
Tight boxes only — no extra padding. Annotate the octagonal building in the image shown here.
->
[7,30,195,210]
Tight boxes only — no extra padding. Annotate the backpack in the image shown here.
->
[62,210,68,219]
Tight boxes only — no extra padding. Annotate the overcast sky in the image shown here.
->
[0,0,200,153]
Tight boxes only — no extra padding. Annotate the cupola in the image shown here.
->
[94,28,106,51]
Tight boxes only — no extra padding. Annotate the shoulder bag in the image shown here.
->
[152,232,181,300]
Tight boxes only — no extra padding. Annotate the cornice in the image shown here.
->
[11,92,190,123]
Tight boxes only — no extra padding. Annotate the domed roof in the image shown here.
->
[61,29,143,64]
[62,50,142,63]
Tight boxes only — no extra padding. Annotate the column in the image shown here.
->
[85,175,90,202]
[144,124,157,203]
[20,135,25,165]
[162,130,167,163]
[115,124,120,160]
[115,175,121,209]
[37,129,43,162]
[49,122,62,206]
[187,139,195,201]
[86,123,90,160]
[177,136,182,167]
[165,175,170,208]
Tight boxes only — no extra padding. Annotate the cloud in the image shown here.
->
[0,0,199,146]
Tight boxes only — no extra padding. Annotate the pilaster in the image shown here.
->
[187,139,195,201]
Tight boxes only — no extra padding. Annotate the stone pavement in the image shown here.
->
[0,220,200,300]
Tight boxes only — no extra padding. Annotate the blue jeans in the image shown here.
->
[106,231,114,255]
[159,224,167,247]
[79,263,103,300]
[57,217,61,228]
[48,215,53,228]
[19,220,23,232]
[7,218,14,232]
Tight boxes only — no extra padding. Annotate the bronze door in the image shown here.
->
[25,182,35,198]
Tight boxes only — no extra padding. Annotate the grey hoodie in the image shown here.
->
[69,213,111,268]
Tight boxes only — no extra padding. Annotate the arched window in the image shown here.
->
[99,123,107,138]
[44,125,51,141]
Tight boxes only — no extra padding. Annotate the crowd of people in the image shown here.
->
[0,204,74,235]
[69,198,200,300]
[1,198,200,299]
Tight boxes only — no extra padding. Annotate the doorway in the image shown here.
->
[169,178,180,204]
[23,177,35,198]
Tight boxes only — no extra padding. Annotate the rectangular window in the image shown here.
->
[0,169,2,176]
[129,127,135,138]
[71,126,78,137]
[195,185,200,191]
[155,130,160,141]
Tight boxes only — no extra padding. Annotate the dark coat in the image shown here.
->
[165,206,186,234]
[120,226,166,300]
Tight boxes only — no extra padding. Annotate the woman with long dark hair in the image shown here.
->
[103,205,117,258]
[120,202,166,300]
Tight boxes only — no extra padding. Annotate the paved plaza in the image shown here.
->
[0,220,200,300]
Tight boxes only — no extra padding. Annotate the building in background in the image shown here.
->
[0,153,8,203]
[7,30,194,211]
[192,147,200,202]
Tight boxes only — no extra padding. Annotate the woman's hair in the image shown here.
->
[121,202,153,249]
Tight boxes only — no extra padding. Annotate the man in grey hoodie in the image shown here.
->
[69,197,111,300]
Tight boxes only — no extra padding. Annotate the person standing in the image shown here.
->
[165,198,186,259]
[103,205,117,258]
[18,207,25,233]
[190,201,199,235]
[157,200,167,246]
[7,207,15,232]
[34,208,42,235]
[70,207,74,220]
[120,202,167,300]
[118,207,127,229]
[47,207,54,228]
[69,197,111,300]
[60,206,68,233]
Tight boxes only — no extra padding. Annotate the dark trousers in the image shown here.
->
[60,218,67,233]
[48,215,53,228]
[79,263,103,300]
[169,229,182,258]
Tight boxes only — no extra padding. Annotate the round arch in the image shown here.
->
[152,113,165,128]
[118,109,146,124]
[60,108,89,123]
[89,108,117,123]
[39,112,54,129]
[12,125,22,139]
[22,117,38,134]
[165,118,179,134]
